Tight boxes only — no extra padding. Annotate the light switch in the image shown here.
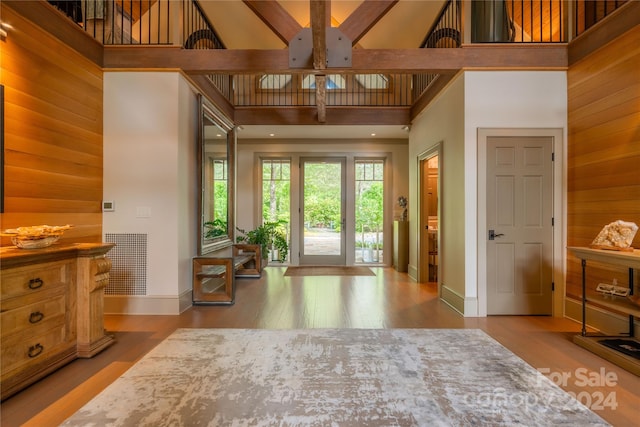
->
[136,206,151,218]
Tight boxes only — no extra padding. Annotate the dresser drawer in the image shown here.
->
[1,325,68,374]
[1,260,73,300]
[1,289,66,338]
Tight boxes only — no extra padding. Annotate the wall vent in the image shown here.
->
[104,233,147,295]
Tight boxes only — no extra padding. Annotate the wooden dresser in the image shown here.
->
[1,243,115,400]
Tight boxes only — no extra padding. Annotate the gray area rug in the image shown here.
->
[61,328,609,426]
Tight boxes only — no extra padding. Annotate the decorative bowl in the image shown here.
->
[11,235,61,249]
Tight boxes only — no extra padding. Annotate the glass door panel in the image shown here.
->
[300,158,346,265]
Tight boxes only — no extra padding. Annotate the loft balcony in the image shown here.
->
[44,0,631,124]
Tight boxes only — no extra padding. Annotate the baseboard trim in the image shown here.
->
[105,290,193,315]
[441,284,465,316]
[407,264,418,281]
[565,297,639,338]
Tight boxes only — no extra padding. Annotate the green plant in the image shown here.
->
[203,218,227,239]
[236,220,289,262]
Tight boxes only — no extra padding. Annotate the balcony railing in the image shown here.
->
[49,0,631,110]
[48,0,224,47]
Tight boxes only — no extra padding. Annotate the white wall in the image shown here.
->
[236,140,409,266]
[409,75,466,313]
[103,72,198,314]
[464,71,567,316]
[409,70,567,316]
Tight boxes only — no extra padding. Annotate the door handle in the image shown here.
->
[488,230,505,240]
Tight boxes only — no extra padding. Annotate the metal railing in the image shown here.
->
[232,74,413,107]
[183,0,225,49]
[48,0,224,47]
[414,0,461,101]
[574,0,628,37]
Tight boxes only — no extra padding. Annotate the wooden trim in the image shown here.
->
[3,0,103,66]
[568,1,640,65]
[187,74,235,121]
[234,106,410,126]
[410,73,457,120]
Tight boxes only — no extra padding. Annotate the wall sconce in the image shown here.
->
[401,125,411,132]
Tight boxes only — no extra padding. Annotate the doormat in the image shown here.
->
[598,338,640,360]
[284,266,375,276]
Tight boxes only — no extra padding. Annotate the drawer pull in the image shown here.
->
[28,343,44,358]
[29,278,44,289]
[29,311,45,324]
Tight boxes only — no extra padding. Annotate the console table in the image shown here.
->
[568,247,640,376]
[1,243,115,400]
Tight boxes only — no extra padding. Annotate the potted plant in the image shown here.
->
[236,220,289,263]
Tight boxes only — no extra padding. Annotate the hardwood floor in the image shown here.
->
[1,267,638,426]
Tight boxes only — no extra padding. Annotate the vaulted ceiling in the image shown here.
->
[198,0,446,50]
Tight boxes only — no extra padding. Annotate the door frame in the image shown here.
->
[418,143,442,285]
[477,128,565,317]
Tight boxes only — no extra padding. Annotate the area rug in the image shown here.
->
[284,266,375,276]
[60,329,609,426]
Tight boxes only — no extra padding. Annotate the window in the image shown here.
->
[262,159,291,262]
[355,159,384,264]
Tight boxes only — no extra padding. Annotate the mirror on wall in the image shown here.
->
[198,96,235,255]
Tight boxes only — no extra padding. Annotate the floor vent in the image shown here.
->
[104,233,147,295]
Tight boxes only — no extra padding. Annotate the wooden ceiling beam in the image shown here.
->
[242,0,302,45]
[339,0,399,46]
[103,45,568,74]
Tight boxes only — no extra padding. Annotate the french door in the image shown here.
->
[299,157,346,265]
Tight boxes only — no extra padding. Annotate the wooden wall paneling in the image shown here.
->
[566,25,640,300]
[0,5,104,245]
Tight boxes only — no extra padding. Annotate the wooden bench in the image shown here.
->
[192,244,262,305]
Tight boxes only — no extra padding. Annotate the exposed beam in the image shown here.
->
[103,45,568,74]
[339,0,399,46]
[234,106,410,126]
[242,0,302,45]
[310,0,328,122]
[310,0,328,70]
[315,75,327,123]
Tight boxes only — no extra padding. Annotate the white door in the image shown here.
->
[299,157,346,265]
[486,136,553,315]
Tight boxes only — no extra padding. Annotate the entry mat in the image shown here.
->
[598,338,640,360]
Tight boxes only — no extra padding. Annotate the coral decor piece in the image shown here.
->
[2,224,73,249]
[590,220,638,251]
